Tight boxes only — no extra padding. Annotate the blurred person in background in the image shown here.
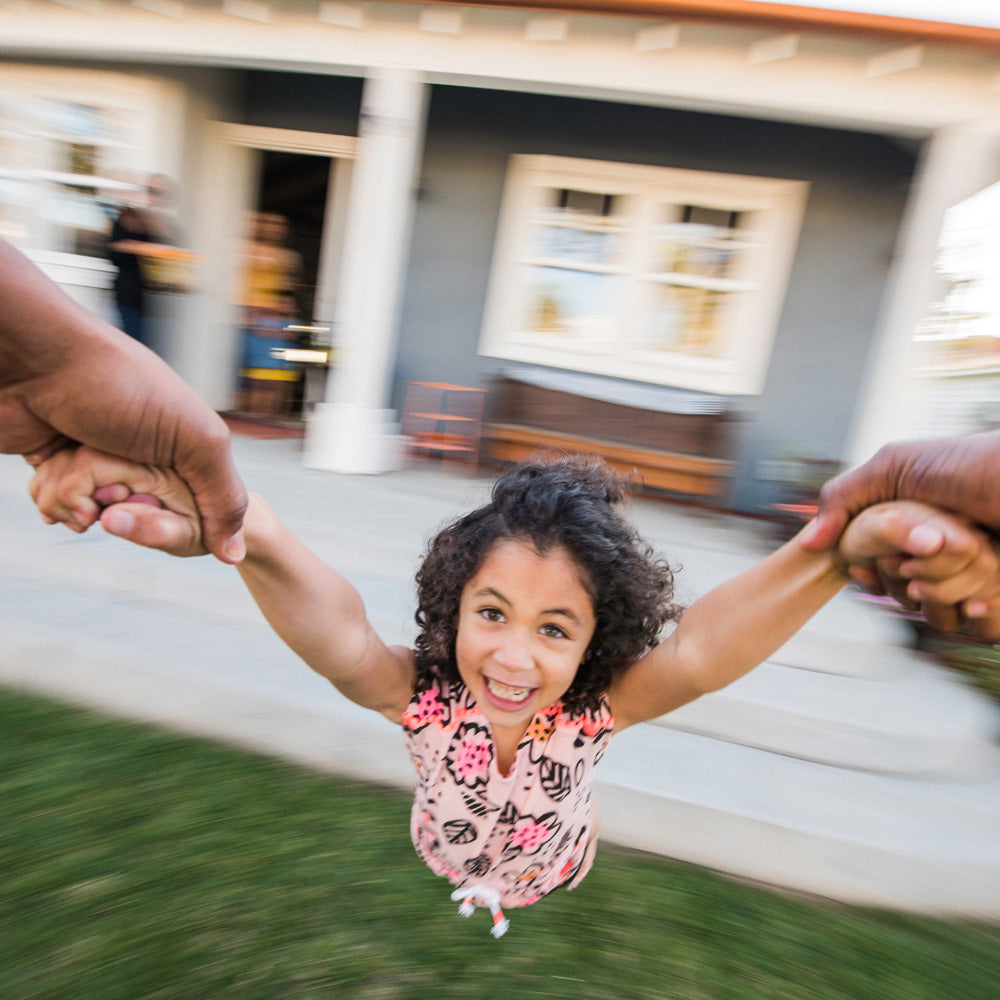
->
[804,430,1000,637]
[107,174,195,355]
[236,212,302,418]
[0,237,246,563]
[106,177,156,348]
[145,174,183,246]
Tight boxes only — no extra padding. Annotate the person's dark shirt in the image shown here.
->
[108,210,153,311]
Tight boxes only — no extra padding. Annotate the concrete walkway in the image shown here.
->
[2,435,998,918]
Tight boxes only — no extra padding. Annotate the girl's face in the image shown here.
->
[455,539,596,738]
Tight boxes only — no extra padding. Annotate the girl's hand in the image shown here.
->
[838,500,1000,636]
[29,445,208,558]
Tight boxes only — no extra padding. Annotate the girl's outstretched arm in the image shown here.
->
[610,501,998,731]
[30,445,414,722]
[234,494,415,722]
[609,530,850,730]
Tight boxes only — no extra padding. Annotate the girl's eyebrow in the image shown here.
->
[545,607,584,626]
[473,587,583,627]
[474,586,510,606]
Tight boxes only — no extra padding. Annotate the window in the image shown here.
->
[0,96,133,259]
[480,155,808,395]
[0,67,178,263]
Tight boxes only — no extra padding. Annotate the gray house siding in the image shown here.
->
[396,84,915,511]
[743,156,915,510]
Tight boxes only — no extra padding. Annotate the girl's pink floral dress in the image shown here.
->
[402,673,615,909]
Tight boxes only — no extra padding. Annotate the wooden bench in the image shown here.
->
[481,374,737,499]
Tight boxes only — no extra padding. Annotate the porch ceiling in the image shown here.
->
[2,0,1000,135]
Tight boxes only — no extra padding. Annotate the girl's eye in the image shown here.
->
[480,607,504,623]
[540,623,569,640]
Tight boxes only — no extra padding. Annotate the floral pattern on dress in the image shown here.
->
[402,685,451,733]
[538,757,572,802]
[578,712,613,742]
[461,790,500,819]
[443,819,478,844]
[465,854,492,877]
[446,723,493,789]
[498,801,519,826]
[522,706,559,747]
[507,810,562,856]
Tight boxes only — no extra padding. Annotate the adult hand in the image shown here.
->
[802,431,1000,637]
[0,239,247,562]
[838,500,1000,637]
[802,431,1000,551]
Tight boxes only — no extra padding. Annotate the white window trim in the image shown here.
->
[479,154,808,396]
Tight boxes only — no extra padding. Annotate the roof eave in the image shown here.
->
[395,0,1000,49]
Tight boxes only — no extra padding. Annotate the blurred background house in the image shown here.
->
[3,0,1000,511]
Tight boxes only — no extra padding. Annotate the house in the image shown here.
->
[3,1,1000,510]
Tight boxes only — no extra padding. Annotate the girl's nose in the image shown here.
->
[495,633,533,671]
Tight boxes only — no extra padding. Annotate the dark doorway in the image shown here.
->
[256,149,331,324]
[232,150,333,423]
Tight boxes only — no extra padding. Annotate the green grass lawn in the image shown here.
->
[2,686,997,1000]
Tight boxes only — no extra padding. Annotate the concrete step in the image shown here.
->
[658,651,1000,776]
[600,723,1000,918]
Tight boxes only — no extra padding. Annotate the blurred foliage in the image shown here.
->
[919,632,1000,706]
[2,686,998,1000]
[855,592,1000,706]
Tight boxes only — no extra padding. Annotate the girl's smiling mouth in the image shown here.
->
[484,676,535,707]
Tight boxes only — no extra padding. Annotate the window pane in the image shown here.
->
[528,187,624,267]
[522,265,616,341]
[0,176,28,243]
[49,182,113,257]
[653,205,750,279]
[22,99,125,256]
[640,284,730,356]
[0,96,28,244]
[66,141,99,177]
[41,100,116,143]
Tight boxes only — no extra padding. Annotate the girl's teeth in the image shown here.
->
[486,678,531,702]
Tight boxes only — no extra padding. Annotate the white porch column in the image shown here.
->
[846,119,1000,465]
[304,67,427,473]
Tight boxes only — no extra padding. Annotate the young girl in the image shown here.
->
[28,448,1000,936]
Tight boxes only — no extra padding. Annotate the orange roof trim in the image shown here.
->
[409,0,1000,48]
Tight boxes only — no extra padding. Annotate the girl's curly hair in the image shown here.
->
[413,453,682,714]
